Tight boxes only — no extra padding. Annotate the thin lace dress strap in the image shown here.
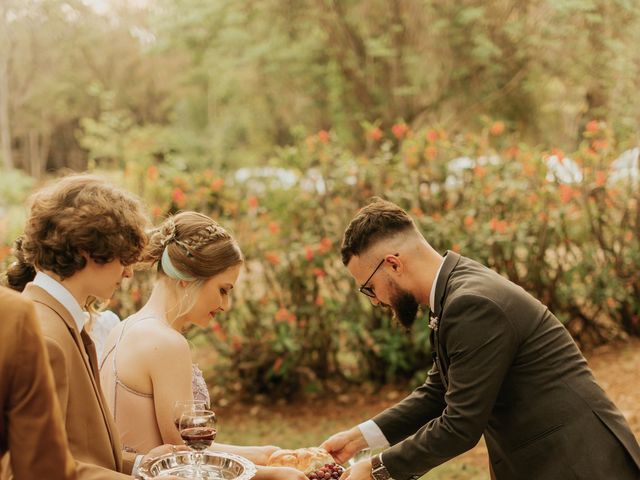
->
[191,364,211,407]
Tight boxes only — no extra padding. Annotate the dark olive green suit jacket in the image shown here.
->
[374,252,640,480]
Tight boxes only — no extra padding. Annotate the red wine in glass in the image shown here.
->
[180,427,217,451]
[179,409,217,471]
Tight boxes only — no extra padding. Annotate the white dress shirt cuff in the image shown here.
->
[358,420,390,450]
[132,454,143,476]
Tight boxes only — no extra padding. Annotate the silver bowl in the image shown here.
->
[137,450,257,479]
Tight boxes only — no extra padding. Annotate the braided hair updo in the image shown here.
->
[143,212,243,282]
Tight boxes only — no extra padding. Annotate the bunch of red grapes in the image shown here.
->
[307,463,344,479]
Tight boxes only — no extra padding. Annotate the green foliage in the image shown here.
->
[53,122,637,401]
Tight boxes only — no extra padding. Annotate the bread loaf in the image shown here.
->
[267,447,335,473]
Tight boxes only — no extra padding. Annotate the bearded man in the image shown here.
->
[322,198,640,480]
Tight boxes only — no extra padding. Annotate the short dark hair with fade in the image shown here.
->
[341,197,417,265]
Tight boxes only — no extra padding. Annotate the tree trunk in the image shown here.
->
[0,3,12,170]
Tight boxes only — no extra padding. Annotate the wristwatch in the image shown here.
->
[371,453,392,480]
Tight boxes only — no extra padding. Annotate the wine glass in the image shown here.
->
[172,399,208,431]
[179,409,217,476]
[348,447,371,467]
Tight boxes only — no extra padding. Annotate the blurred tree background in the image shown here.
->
[0,0,638,401]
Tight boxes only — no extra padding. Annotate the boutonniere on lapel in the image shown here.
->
[429,314,439,332]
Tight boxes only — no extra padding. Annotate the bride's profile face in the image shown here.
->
[185,263,241,327]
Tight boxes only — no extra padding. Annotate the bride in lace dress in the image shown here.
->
[99,212,306,480]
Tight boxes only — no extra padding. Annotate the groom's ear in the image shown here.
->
[386,253,403,273]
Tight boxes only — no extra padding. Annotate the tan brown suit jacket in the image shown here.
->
[0,286,76,480]
[2,284,136,479]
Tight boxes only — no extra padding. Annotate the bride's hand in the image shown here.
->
[243,445,279,465]
[254,466,308,480]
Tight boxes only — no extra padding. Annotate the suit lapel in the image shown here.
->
[22,283,122,466]
[429,251,462,389]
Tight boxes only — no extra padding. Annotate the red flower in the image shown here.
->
[463,215,474,227]
[595,171,607,187]
[268,222,281,235]
[314,295,325,306]
[585,120,599,133]
[368,127,383,141]
[171,188,186,207]
[391,123,409,140]
[490,121,505,136]
[247,196,259,209]
[426,129,439,142]
[312,267,326,278]
[318,130,330,143]
[304,245,314,261]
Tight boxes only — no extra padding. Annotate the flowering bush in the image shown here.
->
[1,122,637,400]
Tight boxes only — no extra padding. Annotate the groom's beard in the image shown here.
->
[389,286,420,329]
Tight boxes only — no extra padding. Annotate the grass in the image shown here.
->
[215,400,489,480]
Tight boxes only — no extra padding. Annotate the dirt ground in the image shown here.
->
[217,338,640,473]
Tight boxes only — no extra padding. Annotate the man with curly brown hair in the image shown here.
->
[2,174,180,480]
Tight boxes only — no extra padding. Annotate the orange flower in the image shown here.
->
[591,139,609,151]
[275,308,291,323]
[391,123,409,140]
[151,206,163,218]
[304,245,314,261]
[210,178,224,191]
[147,165,159,181]
[318,130,330,143]
[559,184,575,204]
[411,207,424,218]
[595,171,607,187]
[538,212,548,222]
[0,245,11,262]
[490,121,505,136]
[451,244,461,252]
[368,127,383,141]
[505,146,519,159]
[474,165,487,178]
[265,252,280,266]
[247,196,259,209]
[463,215,474,227]
[585,120,599,133]
[424,146,438,161]
[489,218,508,234]
[318,237,332,254]
[426,129,439,142]
[314,295,325,307]
[268,222,280,235]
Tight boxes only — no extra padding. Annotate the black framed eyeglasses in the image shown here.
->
[358,253,398,298]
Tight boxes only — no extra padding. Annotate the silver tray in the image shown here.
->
[137,451,257,479]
